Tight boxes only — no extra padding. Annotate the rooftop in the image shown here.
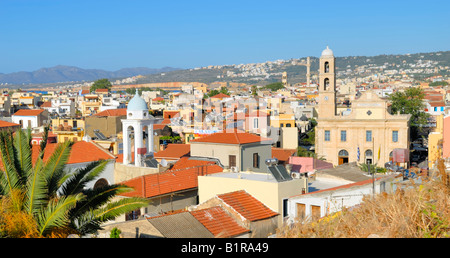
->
[154,144,190,160]
[190,207,250,238]
[190,129,272,145]
[13,109,44,116]
[217,190,279,222]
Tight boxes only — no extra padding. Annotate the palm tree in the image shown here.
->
[0,129,149,238]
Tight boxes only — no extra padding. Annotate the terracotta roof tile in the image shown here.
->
[154,144,190,160]
[272,147,297,162]
[0,120,21,128]
[217,190,278,222]
[120,158,223,198]
[210,93,230,99]
[190,129,271,145]
[13,109,44,116]
[31,141,116,165]
[93,108,127,117]
[190,207,249,238]
[40,101,52,108]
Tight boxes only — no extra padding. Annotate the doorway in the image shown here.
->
[338,149,349,165]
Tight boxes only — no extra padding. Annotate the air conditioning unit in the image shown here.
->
[230,166,238,173]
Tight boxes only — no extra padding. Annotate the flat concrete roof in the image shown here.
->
[204,171,280,183]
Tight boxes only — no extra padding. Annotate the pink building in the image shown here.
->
[288,156,333,174]
[442,114,450,158]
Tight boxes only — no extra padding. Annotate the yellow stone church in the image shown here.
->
[314,46,410,166]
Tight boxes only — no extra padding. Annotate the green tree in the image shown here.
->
[90,78,112,92]
[0,129,148,238]
[251,85,258,97]
[388,87,430,138]
[109,227,121,238]
[263,82,284,91]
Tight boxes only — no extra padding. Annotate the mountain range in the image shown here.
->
[0,65,181,85]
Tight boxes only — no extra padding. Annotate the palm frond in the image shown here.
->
[24,157,48,215]
[59,160,107,196]
[13,129,33,180]
[0,130,21,195]
[70,184,136,219]
[36,193,84,237]
[41,141,72,196]
[93,197,149,222]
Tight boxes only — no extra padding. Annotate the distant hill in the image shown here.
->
[0,65,181,85]
[136,50,450,85]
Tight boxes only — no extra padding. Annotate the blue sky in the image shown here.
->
[0,0,449,73]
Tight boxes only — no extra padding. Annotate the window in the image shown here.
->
[324,62,330,73]
[434,107,437,112]
[280,123,284,127]
[253,118,259,129]
[229,155,236,167]
[311,205,321,219]
[324,78,330,91]
[340,130,347,142]
[286,123,292,127]
[297,203,306,220]
[366,130,372,142]
[392,130,398,142]
[253,153,259,168]
[283,199,289,218]
[324,130,330,141]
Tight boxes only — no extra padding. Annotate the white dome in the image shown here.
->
[321,46,334,57]
[127,89,148,111]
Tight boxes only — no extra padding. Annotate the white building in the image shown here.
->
[12,109,47,129]
[286,174,401,223]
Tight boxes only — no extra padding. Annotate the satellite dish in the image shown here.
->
[160,159,168,167]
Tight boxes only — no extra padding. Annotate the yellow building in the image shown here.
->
[51,117,85,143]
[81,94,101,116]
[271,113,296,128]
[428,114,443,168]
[315,46,410,166]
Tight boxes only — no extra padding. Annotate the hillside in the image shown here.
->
[1,50,448,88]
[136,50,450,85]
[0,65,180,85]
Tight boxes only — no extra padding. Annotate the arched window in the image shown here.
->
[324,78,330,91]
[324,61,330,73]
[338,150,349,157]
[93,178,109,190]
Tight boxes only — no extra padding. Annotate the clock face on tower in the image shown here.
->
[324,96,329,101]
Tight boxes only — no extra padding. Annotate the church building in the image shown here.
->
[314,46,410,166]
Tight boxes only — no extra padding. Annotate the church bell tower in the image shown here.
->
[318,46,336,118]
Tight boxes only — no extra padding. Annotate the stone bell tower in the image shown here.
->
[318,46,337,119]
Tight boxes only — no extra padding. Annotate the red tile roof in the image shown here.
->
[272,147,297,162]
[190,129,271,145]
[13,109,44,116]
[31,141,116,165]
[93,108,127,117]
[120,160,223,198]
[217,190,278,222]
[152,97,164,102]
[0,120,20,128]
[40,101,52,108]
[154,144,190,160]
[190,207,249,238]
[210,93,230,99]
